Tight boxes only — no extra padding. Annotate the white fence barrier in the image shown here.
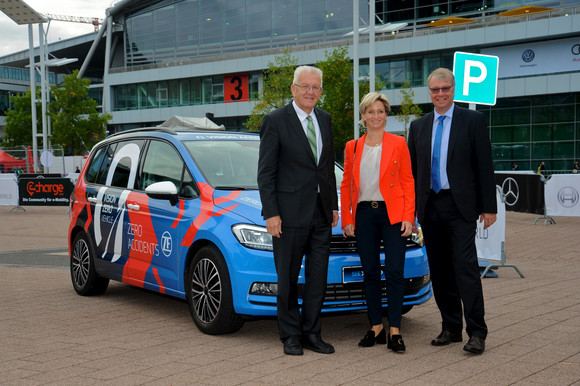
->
[545,174,580,217]
[476,186,524,278]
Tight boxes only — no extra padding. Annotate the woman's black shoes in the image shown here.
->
[358,328,386,347]
[388,334,406,353]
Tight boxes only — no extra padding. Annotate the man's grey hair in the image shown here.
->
[427,68,455,87]
[293,66,323,87]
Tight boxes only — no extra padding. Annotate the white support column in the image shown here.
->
[28,24,38,172]
[39,23,48,173]
[369,0,375,93]
[353,0,359,139]
[103,15,112,114]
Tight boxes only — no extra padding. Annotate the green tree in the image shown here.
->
[49,70,111,155]
[394,79,422,139]
[244,49,298,132]
[243,46,383,161]
[1,88,42,148]
[316,46,354,159]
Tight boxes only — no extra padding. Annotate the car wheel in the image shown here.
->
[70,233,109,296]
[186,245,244,335]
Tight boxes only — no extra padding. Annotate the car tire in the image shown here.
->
[70,232,109,296]
[186,245,244,335]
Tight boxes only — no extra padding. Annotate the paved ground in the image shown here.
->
[0,206,579,385]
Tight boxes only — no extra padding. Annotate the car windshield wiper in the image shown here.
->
[213,186,258,191]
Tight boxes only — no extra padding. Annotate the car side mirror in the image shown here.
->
[145,181,179,206]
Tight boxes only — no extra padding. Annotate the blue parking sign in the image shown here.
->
[453,52,499,106]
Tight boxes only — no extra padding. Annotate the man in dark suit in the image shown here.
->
[258,65,339,356]
[407,68,497,354]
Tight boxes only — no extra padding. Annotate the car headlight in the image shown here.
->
[231,224,273,251]
[407,223,424,248]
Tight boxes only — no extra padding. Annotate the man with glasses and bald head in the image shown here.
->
[258,65,339,356]
[407,68,497,355]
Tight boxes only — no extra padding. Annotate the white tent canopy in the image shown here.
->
[159,115,225,131]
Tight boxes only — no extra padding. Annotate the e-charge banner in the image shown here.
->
[18,176,74,206]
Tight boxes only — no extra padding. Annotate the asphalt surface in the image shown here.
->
[0,206,579,385]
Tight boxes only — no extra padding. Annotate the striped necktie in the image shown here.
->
[306,115,317,164]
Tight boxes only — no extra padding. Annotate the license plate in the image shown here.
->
[342,266,385,283]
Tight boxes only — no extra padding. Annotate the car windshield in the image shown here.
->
[185,139,344,191]
[185,140,259,190]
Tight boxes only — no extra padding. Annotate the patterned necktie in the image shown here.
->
[431,115,445,193]
[306,115,317,164]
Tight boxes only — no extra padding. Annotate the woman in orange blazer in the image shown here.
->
[340,92,415,353]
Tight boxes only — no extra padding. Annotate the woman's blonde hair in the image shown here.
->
[359,92,390,128]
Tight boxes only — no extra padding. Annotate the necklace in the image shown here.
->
[365,136,382,147]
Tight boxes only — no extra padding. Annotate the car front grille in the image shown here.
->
[298,275,429,305]
[330,235,419,253]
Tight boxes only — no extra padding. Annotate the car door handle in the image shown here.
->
[127,203,140,211]
[87,197,98,203]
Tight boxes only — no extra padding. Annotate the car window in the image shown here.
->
[184,140,259,189]
[91,140,144,188]
[334,164,343,190]
[85,145,109,184]
[140,140,184,192]
[93,143,117,186]
[181,168,198,199]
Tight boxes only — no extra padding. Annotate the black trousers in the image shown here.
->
[422,191,487,339]
[272,197,331,340]
[355,205,406,328]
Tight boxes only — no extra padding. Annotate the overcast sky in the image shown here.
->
[0,0,115,57]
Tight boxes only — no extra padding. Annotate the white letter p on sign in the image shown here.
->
[463,60,487,95]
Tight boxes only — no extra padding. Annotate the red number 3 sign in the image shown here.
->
[224,74,248,103]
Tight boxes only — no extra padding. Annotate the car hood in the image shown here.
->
[212,189,344,234]
[212,190,265,225]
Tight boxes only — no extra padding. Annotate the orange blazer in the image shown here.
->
[340,131,415,229]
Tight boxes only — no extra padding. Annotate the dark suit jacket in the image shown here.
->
[408,106,497,224]
[258,103,338,227]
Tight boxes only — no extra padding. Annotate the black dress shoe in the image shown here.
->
[358,328,387,347]
[283,336,303,355]
[388,334,406,353]
[463,336,485,354]
[431,331,463,346]
[302,333,335,354]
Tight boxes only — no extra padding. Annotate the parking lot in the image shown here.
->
[0,206,579,385]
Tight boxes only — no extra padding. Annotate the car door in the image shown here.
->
[88,140,144,279]
[124,139,194,293]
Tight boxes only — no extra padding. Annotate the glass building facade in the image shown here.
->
[124,0,364,67]
[482,94,580,172]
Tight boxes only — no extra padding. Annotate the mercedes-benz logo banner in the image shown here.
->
[495,172,544,214]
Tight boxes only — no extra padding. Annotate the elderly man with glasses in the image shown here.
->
[258,65,339,356]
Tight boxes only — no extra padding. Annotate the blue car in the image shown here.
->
[68,127,431,335]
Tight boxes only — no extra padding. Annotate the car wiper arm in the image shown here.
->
[213,186,258,191]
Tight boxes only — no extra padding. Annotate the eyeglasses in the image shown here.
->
[429,86,453,94]
[293,84,322,93]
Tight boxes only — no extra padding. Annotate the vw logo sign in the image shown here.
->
[501,177,520,206]
[522,49,535,63]
[557,186,579,208]
[572,44,580,55]
[161,231,173,257]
